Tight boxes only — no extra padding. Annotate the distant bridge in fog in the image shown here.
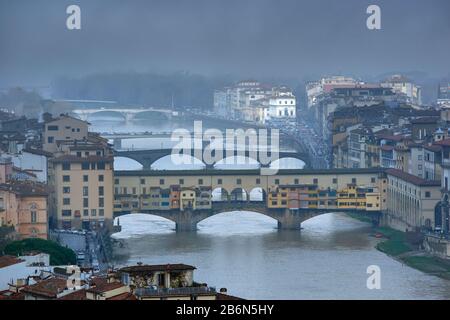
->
[71,107,177,122]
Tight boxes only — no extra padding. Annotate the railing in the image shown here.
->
[135,286,216,297]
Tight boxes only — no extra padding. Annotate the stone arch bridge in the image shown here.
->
[115,149,311,169]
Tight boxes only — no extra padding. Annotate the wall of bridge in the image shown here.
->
[113,169,386,200]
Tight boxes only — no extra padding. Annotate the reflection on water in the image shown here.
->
[112,212,450,300]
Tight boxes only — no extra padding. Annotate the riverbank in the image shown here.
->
[346,213,450,280]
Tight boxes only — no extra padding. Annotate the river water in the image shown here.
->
[91,117,450,300]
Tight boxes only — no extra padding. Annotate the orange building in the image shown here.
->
[0,182,49,239]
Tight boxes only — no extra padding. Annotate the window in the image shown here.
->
[99,198,104,208]
[115,178,119,185]
[31,211,37,223]
[313,178,318,184]
[63,198,70,205]
[83,198,89,208]
[294,178,299,184]
[83,209,89,216]
[82,162,90,170]
[217,179,222,185]
[132,187,137,195]
[83,175,88,182]
[140,178,145,185]
[332,178,337,184]
[352,178,357,184]
[97,162,105,170]
[275,179,280,185]
[62,210,72,217]
[83,187,89,196]
[47,137,54,143]
[63,187,70,194]
[371,177,376,183]
[237,178,242,185]
[425,191,431,198]
[99,186,104,196]
[99,175,104,182]
[91,209,97,216]
[91,163,96,170]
[62,162,71,170]
[179,179,184,185]
[99,209,104,216]
[198,179,203,185]
[47,125,58,131]
[160,179,164,185]
[76,152,82,157]
[63,175,70,182]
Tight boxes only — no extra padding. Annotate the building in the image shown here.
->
[0,182,49,239]
[381,75,422,106]
[268,86,296,119]
[43,115,89,153]
[437,82,450,107]
[214,81,295,122]
[45,116,115,231]
[115,263,240,300]
[384,168,440,232]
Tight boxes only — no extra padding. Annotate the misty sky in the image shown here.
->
[0,0,449,87]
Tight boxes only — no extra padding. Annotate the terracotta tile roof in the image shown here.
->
[119,264,196,274]
[22,148,53,157]
[50,155,113,163]
[0,290,25,300]
[87,282,125,294]
[434,139,450,147]
[0,182,49,197]
[106,292,137,300]
[58,289,88,300]
[21,278,68,298]
[0,255,24,268]
[385,168,441,187]
[216,293,244,300]
[424,144,442,152]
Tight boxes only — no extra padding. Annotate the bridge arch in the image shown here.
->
[151,154,206,170]
[132,111,169,120]
[86,110,128,121]
[230,188,248,202]
[114,156,144,170]
[196,208,279,226]
[249,187,266,202]
[213,156,260,170]
[211,187,229,202]
[269,157,306,169]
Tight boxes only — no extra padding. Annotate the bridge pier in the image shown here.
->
[277,209,303,230]
[175,209,198,232]
[113,138,122,150]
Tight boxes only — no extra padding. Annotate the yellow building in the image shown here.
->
[43,115,89,153]
[180,188,196,211]
[46,118,115,231]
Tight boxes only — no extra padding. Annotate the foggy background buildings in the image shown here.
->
[0,0,449,106]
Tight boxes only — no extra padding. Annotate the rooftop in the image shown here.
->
[119,263,196,274]
[0,255,25,268]
[385,168,441,187]
[21,277,68,299]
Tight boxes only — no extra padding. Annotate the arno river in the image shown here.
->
[92,117,450,300]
